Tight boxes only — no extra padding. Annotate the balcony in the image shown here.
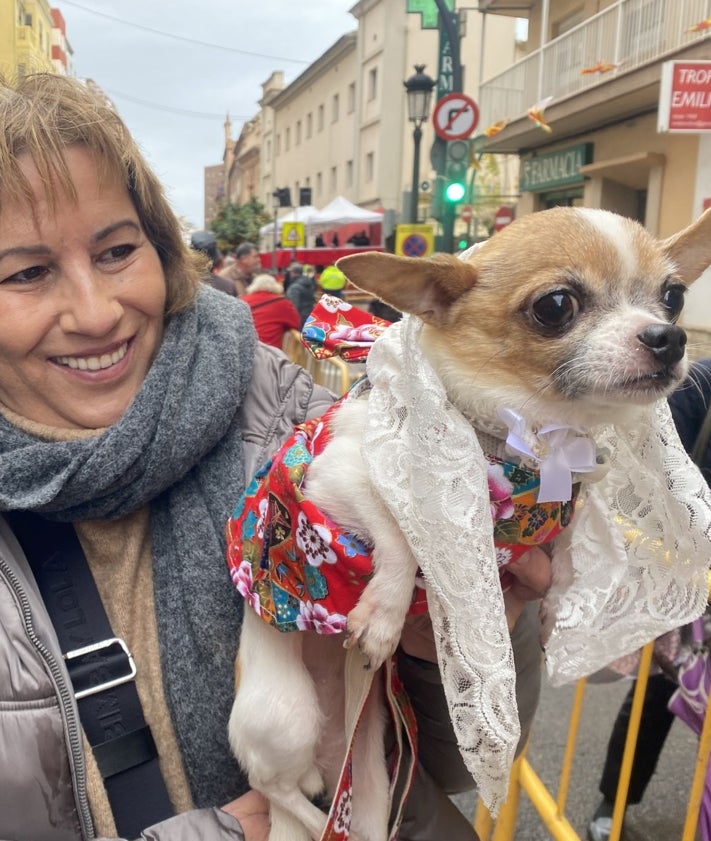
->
[479,0,711,153]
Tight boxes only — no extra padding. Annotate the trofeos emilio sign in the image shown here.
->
[658,60,711,133]
[520,144,593,192]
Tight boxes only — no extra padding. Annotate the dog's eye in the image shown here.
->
[662,284,686,321]
[531,291,578,329]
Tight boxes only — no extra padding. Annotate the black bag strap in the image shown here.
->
[8,510,174,838]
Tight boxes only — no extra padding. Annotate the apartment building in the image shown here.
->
[476,0,711,332]
[218,0,521,238]
[0,0,60,78]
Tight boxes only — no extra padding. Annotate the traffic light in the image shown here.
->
[445,140,468,203]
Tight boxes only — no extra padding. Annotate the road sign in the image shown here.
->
[432,92,479,141]
[282,221,305,247]
[460,205,473,223]
[395,224,435,258]
[493,206,514,232]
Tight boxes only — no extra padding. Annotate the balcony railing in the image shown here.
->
[478,0,711,130]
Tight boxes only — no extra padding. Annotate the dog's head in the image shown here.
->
[338,207,711,428]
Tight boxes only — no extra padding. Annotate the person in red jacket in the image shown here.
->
[242,274,302,349]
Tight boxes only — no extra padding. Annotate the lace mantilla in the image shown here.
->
[362,315,711,814]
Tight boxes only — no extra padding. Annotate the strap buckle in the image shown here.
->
[64,637,137,700]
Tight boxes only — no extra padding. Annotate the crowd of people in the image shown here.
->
[0,70,709,841]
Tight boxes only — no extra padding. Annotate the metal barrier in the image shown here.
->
[282,329,355,396]
[475,639,711,841]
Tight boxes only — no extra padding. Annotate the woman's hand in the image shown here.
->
[221,790,270,841]
[503,546,552,630]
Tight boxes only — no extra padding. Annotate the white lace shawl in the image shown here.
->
[362,314,711,814]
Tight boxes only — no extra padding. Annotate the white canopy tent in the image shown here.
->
[308,196,383,231]
[258,205,319,238]
[259,197,384,239]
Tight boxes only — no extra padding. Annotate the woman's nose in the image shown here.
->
[57,269,124,336]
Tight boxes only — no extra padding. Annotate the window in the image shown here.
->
[296,120,302,145]
[332,93,340,123]
[365,152,374,183]
[368,68,378,101]
[318,104,324,132]
[346,159,354,187]
[316,172,323,196]
[347,82,356,113]
[275,134,281,155]
[266,139,272,162]
[285,128,290,151]
[306,113,313,138]
[330,166,337,192]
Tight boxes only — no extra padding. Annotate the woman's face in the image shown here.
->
[0,146,166,429]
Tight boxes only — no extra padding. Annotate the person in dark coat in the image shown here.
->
[285,264,317,327]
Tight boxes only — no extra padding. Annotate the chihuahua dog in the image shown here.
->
[228,207,711,841]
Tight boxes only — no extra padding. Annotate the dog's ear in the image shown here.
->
[336,252,478,324]
[662,207,711,286]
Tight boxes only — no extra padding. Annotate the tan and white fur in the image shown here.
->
[229,207,711,841]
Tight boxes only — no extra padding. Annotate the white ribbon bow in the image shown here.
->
[498,408,598,503]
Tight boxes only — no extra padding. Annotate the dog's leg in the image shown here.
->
[345,531,420,670]
[350,671,389,841]
[229,609,328,841]
[304,400,420,670]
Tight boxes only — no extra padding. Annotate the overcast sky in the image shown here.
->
[57,0,357,228]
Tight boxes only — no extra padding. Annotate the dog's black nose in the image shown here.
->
[637,323,687,365]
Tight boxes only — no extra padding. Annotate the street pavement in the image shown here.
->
[452,676,699,840]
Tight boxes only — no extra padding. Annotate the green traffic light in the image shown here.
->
[445,182,466,202]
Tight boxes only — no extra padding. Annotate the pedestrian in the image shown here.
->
[285,262,317,326]
[587,357,711,841]
[218,241,261,295]
[241,273,301,349]
[189,230,237,296]
[0,71,551,841]
[318,263,347,298]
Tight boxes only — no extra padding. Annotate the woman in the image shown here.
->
[0,73,548,841]
[241,274,301,348]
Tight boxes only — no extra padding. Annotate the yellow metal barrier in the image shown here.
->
[475,637,711,840]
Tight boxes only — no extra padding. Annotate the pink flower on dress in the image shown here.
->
[232,561,260,613]
[295,512,337,567]
[256,498,269,539]
[487,462,515,521]
[296,600,347,634]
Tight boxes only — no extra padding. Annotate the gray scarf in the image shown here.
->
[0,285,257,808]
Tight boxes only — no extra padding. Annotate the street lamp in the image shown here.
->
[404,64,436,224]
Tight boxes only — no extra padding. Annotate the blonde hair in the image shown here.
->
[245,274,283,295]
[0,73,203,313]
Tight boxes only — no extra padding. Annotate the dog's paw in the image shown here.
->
[345,601,402,670]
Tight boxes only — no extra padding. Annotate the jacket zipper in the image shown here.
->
[0,555,95,838]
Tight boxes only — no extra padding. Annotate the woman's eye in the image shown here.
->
[97,243,136,264]
[531,291,579,330]
[1,264,49,284]
[662,285,686,321]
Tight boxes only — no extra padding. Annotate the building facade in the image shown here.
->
[0,0,68,79]
[214,0,520,246]
[477,0,711,333]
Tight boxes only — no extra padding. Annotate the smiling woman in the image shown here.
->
[0,72,336,841]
